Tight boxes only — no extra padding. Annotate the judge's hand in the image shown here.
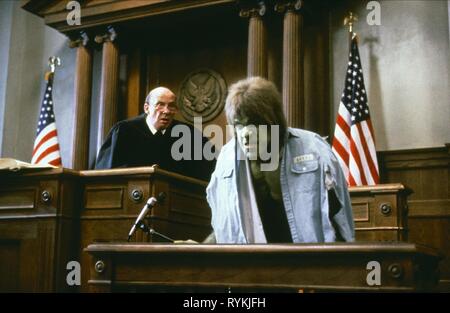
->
[173,239,199,244]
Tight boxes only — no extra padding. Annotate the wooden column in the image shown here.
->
[240,2,268,78]
[95,27,119,148]
[69,32,92,170]
[276,0,304,128]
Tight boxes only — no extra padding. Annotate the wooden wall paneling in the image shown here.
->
[154,21,247,100]
[146,51,160,94]
[379,145,450,291]
[418,167,448,200]
[384,170,423,199]
[408,218,450,291]
[379,146,449,212]
[126,47,147,118]
[142,9,247,149]
[303,3,330,136]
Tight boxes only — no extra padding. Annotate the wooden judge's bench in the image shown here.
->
[0,166,211,292]
[85,242,439,292]
[0,166,441,292]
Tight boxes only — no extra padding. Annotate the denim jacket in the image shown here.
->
[206,128,355,243]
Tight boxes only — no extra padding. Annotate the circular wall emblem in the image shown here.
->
[178,69,226,123]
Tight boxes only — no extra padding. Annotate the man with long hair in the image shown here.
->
[206,77,354,243]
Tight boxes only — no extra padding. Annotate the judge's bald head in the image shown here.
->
[144,87,178,130]
[145,87,176,106]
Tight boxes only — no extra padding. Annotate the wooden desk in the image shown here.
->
[86,242,440,292]
[349,183,411,241]
[0,168,80,292]
[0,168,417,292]
[78,166,211,291]
[0,166,211,292]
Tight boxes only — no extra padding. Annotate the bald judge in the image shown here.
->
[94,87,215,181]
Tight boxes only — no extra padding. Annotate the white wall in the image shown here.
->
[0,0,14,156]
[331,0,450,151]
[0,1,75,166]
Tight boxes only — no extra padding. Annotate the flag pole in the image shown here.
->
[344,12,358,47]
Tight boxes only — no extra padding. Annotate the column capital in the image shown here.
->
[94,26,118,44]
[239,0,267,18]
[274,0,303,13]
[68,31,90,48]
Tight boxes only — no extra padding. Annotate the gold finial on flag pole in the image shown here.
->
[344,12,358,42]
[46,56,61,81]
[48,56,61,73]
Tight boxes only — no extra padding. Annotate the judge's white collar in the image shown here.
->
[145,115,167,135]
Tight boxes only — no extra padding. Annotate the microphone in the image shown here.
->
[127,192,166,241]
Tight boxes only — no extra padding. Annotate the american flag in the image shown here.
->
[332,36,379,186]
[31,73,62,166]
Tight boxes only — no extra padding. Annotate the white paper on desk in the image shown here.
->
[0,158,57,172]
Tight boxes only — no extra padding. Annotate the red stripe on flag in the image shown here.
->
[49,157,62,166]
[336,114,350,138]
[348,173,357,186]
[366,119,377,145]
[32,129,58,155]
[356,123,379,184]
[35,143,60,164]
[350,136,368,185]
[332,137,349,164]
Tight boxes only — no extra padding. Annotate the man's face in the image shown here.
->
[234,117,271,161]
[144,90,177,130]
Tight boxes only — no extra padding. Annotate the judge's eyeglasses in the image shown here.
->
[154,102,178,112]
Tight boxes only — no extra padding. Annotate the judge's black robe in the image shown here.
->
[94,114,216,181]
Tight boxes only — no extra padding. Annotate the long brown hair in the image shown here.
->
[225,77,287,145]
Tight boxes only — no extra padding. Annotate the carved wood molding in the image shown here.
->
[178,69,227,123]
[94,26,117,45]
[68,31,90,48]
[348,183,411,194]
[238,0,267,18]
[379,145,450,170]
[22,0,236,34]
[274,0,303,13]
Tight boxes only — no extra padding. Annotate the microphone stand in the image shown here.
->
[127,192,174,242]
[127,218,174,243]
[136,219,174,243]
